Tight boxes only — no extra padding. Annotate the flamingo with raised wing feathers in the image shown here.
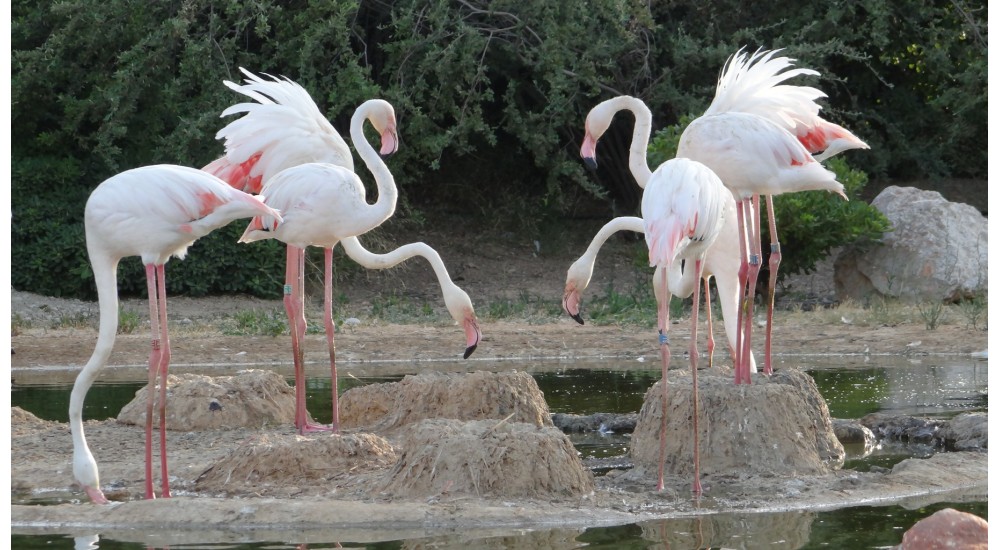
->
[207,71,482,432]
[642,157,730,494]
[72,165,282,503]
[677,48,867,384]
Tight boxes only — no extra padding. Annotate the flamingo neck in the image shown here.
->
[609,96,654,188]
[350,107,397,227]
[70,250,121,489]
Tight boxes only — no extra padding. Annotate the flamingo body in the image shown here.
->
[73,165,281,504]
[641,157,729,494]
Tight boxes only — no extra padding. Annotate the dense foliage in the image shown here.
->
[12,0,986,298]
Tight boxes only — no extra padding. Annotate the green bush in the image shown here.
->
[11,0,982,299]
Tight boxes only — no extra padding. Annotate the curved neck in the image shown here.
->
[340,237,454,292]
[612,96,654,188]
[70,251,120,446]
[350,107,397,226]
[582,216,645,265]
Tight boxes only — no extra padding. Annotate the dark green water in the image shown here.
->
[11,358,988,548]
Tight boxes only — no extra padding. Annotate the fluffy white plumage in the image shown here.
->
[641,158,729,269]
[203,68,354,193]
[74,164,281,504]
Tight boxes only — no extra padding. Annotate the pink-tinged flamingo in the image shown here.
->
[642,157,730,494]
[568,95,755,372]
[679,48,868,382]
[72,165,282,504]
[206,71,482,432]
[203,68,354,194]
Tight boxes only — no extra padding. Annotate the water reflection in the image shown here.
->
[14,501,986,549]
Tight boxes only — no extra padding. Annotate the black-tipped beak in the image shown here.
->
[463,344,478,359]
[570,312,585,325]
[582,156,598,171]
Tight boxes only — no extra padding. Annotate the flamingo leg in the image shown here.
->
[704,277,715,370]
[324,247,340,432]
[656,267,671,492]
[763,195,780,375]
[690,260,704,495]
[733,198,751,385]
[284,246,308,433]
[154,264,171,498]
[143,263,171,499]
[740,194,762,385]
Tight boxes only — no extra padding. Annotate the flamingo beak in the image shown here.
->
[379,126,399,158]
[580,134,599,171]
[463,316,482,359]
[562,286,585,325]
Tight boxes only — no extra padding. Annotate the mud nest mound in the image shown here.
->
[381,418,595,499]
[631,368,845,481]
[117,369,295,430]
[196,432,396,497]
[339,370,552,432]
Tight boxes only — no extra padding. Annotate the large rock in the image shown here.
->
[630,369,845,483]
[834,186,987,302]
[896,507,988,549]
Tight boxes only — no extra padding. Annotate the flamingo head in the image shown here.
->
[74,445,110,504]
[581,101,618,170]
[442,283,483,359]
[562,258,594,325]
[362,99,399,158]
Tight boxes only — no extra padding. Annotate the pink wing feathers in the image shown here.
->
[706,48,869,160]
[204,68,353,193]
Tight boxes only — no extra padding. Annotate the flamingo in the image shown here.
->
[72,165,282,503]
[679,48,868,383]
[206,71,482,432]
[641,157,730,494]
[568,95,755,372]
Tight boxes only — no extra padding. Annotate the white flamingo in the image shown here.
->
[73,165,281,503]
[568,95,755,372]
[206,70,482,432]
[677,48,868,384]
[642,157,730,494]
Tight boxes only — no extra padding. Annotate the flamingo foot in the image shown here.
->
[84,485,110,504]
[692,478,703,495]
[298,421,337,435]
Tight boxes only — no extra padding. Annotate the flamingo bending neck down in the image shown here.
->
[208,71,482,431]
[237,99,402,433]
[642,157,730,495]
[339,237,482,358]
[72,165,281,503]
[570,95,755,373]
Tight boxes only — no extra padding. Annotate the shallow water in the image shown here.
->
[11,355,988,548]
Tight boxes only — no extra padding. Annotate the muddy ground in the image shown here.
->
[9,222,989,543]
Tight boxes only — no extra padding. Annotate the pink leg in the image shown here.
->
[656,267,671,491]
[143,264,160,500]
[142,264,171,499]
[284,246,307,433]
[704,277,715,370]
[763,195,781,375]
[324,248,340,432]
[283,246,332,434]
[740,195,762,385]
[154,264,171,498]
[733,199,751,385]
[690,260,704,495]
